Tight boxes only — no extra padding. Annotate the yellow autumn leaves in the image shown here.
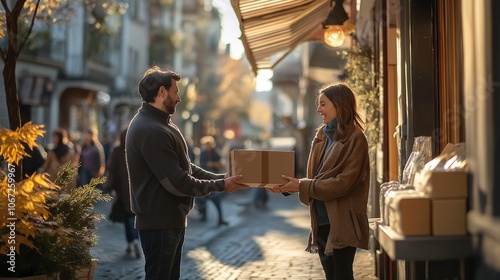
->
[0,122,45,165]
[0,122,60,254]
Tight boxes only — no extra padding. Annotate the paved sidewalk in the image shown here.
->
[179,190,377,280]
[90,190,258,279]
[90,189,377,279]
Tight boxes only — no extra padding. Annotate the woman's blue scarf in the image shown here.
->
[323,119,338,149]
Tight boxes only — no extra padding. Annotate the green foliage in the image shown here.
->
[342,41,380,169]
[54,161,80,191]
[48,177,111,279]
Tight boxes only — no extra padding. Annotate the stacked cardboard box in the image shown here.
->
[384,143,468,237]
[415,143,468,236]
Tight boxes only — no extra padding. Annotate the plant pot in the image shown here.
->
[0,259,97,280]
[74,259,98,280]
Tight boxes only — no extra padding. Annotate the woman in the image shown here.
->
[42,128,80,192]
[78,128,105,186]
[105,129,140,258]
[268,83,370,280]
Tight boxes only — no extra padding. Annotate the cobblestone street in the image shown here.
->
[91,189,377,279]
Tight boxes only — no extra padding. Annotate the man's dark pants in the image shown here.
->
[139,228,186,280]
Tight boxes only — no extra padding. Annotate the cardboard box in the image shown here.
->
[422,171,468,198]
[228,149,295,188]
[415,143,468,198]
[387,190,431,236]
[432,199,467,236]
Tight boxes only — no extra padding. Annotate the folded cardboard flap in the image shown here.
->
[229,149,295,188]
[441,143,465,157]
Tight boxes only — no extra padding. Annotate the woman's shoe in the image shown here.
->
[218,220,228,226]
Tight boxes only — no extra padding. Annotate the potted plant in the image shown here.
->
[0,122,111,280]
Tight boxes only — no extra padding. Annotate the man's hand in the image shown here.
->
[224,175,248,193]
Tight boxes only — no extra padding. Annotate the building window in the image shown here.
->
[128,0,140,21]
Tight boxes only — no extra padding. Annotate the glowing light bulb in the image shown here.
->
[324,25,345,47]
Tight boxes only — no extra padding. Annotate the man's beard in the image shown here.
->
[164,94,177,114]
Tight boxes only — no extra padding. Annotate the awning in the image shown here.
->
[230,0,331,75]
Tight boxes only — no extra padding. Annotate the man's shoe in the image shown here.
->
[218,220,228,226]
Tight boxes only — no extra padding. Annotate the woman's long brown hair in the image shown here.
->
[319,83,365,141]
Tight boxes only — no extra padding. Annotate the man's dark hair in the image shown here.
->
[138,66,181,102]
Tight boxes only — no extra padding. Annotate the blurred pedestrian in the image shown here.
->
[268,83,370,280]
[253,188,269,210]
[125,66,247,280]
[41,127,80,192]
[68,130,82,164]
[78,128,105,186]
[185,136,197,163]
[101,136,114,165]
[197,135,227,226]
[105,129,140,258]
[22,142,46,177]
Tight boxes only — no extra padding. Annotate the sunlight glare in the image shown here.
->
[213,0,244,60]
[255,69,273,92]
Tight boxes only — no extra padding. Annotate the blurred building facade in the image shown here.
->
[0,1,148,145]
[0,0,225,148]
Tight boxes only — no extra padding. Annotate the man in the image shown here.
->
[126,66,247,279]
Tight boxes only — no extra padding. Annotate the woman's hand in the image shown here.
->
[267,175,300,193]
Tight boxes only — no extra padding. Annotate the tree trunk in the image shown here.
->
[3,25,23,181]
[2,1,25,180]
[3,54,21,131]
[3,54,23,180]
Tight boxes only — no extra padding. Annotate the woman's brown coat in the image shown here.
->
[298,123,370,255]
[42,144,79,192]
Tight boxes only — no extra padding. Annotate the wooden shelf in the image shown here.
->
[374,222,475,261]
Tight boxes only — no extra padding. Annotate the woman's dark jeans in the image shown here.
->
[317,224,357,280]
[124,213,138,243]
